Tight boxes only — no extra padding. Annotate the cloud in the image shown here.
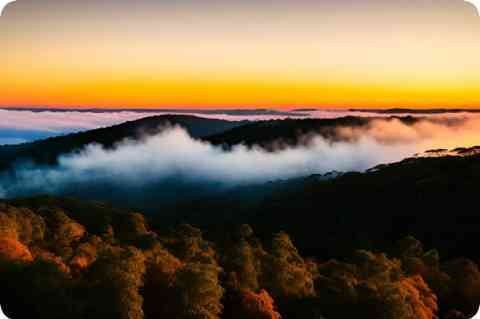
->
[1,115,480,200]
[2,108,479,145]
[0,125,410,199]
[0,108,448,137]
[0,109,163,133]
[0,109,167,144]
[338,115,480,150]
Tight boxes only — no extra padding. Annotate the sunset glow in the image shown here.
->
[2,0,480,109]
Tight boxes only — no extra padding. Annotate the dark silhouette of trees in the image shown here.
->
[86,246,146,319]
[143,242,183,318]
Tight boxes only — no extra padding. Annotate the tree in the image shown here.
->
[397,236,424,259]
[173,262,224,319]
[46,209,86,258]
[441,258,480,316]
[0,212,17,239]
[1,259,82,319]
[0,238,33,263]
[70,235,104,270]
[374,275,438,319]
[113,212,150,243]
[224,239,261,292]
[316,250,439,319]
[353,250,403,284]
[262,232,315,298]
[233,289,281,319]
[143,242,183,318]
[87,246,146,319]
[169,224,217,264]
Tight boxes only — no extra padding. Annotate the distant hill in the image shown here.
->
[351,108,480,114]
[0,114,420,170]
[205,116,419,149]
[0,115,247,170]
[2,114,480,319]
[3,113,480,262]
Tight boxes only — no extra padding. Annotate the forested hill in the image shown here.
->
[204,116,419,149]
[1,196,480,319]
[0,114,420,170]
[170,148,480,261]
[0,115,247,170]
[5,146,480,262]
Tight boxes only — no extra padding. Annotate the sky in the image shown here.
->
[2,0,480,109]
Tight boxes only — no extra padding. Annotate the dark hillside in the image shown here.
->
[172,151,480,261]
[205,116,419,149]
[0,115,247,170]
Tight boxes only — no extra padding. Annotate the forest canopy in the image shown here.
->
[1,200,479,319]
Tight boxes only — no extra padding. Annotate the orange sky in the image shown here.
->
[2,0,480,109]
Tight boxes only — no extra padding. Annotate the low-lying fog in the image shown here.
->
[1,114,480,199]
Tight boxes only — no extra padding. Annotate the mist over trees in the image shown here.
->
[1,200,479,319]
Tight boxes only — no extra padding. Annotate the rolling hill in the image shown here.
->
[0,114,420,171]
[1,114,479,261]
[0,115,247,170]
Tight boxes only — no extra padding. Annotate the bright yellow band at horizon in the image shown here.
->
[1,0,480,109]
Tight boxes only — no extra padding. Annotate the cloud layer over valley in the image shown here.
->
[1,114,480,201]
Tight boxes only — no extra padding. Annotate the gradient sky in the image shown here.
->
[2,0,480,109]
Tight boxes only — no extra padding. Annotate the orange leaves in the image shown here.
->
[0,238,33,263]
[394,275,439,319]
[238,289,281,319]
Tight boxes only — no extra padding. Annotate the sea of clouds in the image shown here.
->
[1,112,480,199]
[1,108,478,145]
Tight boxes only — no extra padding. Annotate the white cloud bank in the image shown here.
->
[1,115,480,198]
[0,109,162,133]
[1,108,478,143]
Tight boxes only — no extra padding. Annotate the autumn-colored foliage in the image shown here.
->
[235,289,281,319]
[0,237,33,263]
[1,200,480,319]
